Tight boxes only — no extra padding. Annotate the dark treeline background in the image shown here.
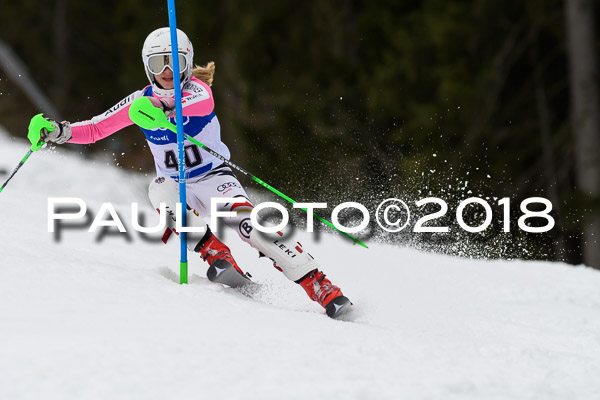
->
[1,0,600,269]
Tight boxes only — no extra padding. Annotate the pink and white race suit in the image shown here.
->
[68,77,320,282]
[69,76,229,180]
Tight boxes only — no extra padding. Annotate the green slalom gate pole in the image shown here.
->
[129,96,368,248]
[166,0,188,284]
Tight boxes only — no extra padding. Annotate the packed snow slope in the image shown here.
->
[1,128,600,400]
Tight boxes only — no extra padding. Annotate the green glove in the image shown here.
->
[27,114,56,152]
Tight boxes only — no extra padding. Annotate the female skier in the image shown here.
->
[28,27,352,318]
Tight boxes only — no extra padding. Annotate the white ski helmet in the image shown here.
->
[142,27,194,97]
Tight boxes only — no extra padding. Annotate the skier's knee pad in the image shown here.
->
[248,229,318,282]
[148,176,206,236]
[218,195,254,244]
[148,176,179,212]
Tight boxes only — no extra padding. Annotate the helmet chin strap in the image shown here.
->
[149,70,189,99]
[152,84,175,99]
[154,78,166,90]
[147,67,175,98]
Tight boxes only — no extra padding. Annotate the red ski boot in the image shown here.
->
[194,228,252,287]
[298,269,353,319]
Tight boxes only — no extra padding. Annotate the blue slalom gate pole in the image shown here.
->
[167,0,188,284]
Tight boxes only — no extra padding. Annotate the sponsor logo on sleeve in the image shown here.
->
[104,94,135,117]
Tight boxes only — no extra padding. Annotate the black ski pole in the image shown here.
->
[1,114,56,194]
[0,149,35,193]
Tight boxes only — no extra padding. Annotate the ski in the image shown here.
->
[205,261,353,319]
[206,259,254,288]
[204,264,353,320]
[325,296,354,319]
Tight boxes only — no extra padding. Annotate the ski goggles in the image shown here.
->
[147,53,188,75]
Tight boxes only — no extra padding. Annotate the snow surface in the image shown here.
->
[1,128,600,400]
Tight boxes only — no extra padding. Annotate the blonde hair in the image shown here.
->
[192,61,215,87]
